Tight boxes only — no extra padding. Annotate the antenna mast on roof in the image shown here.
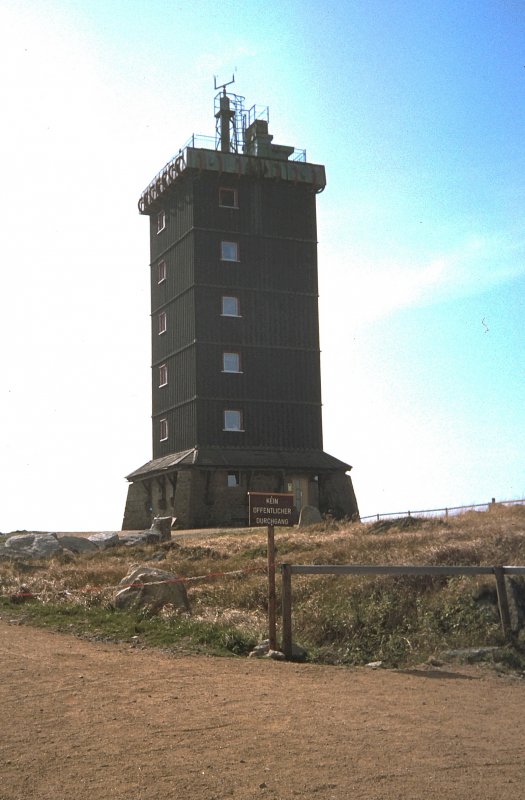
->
[213,73,244,153]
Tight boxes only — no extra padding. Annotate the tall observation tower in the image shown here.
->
[123,81,359,529]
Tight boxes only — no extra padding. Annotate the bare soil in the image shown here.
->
[1,620,524,800]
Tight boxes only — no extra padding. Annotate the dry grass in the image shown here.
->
[1,505,525,665]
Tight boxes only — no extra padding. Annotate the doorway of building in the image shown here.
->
[287,477,309,512]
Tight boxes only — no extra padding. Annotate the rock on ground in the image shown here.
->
[4,533,63,559]
[120,517,173,548]
[298,505,322,527]
[249,639,308,662]
[113,565,190,613]
[58,536,99,554]
[88,532,120,549]
[149,516,173,541]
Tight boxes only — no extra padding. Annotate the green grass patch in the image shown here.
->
[0,597,257,657]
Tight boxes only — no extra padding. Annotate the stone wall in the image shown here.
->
[172,470,194,527]
[122,482,151,530]
[123,467,355,530]
[318,472,359,520]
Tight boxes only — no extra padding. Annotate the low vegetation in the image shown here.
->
[1,504,525,669]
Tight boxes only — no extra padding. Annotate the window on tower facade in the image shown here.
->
[158,311,167,334]
[159,364,168,387]
[227,471,240,487]
[221,241,239,262]
[223,409,243,432]
[157,260,166,283]
[159,418,168,441]
[157,210,166,233]
[219,187,238,208]
[222,352,241,373]
[221,296,240,317]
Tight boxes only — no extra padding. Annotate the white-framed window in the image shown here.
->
[219,187,238,208]
[222,352,241,373]
[159,364,168,387]
[157,260,166,283]
[221,240,239,262]
[227,471,240,487]
[157,210,166,233]
[158,311,167,334]
[159,418,168,441]
[223,409,243,432]
[221,296,240,317]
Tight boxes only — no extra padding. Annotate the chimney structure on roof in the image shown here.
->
[122,82,359,529]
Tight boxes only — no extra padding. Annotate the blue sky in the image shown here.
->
[0,0,524,530]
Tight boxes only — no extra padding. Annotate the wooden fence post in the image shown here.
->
[281,563,292,659]
[494,566,512,641]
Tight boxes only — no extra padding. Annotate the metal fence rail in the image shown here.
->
[280,563,525,659]
[360,498,525,523]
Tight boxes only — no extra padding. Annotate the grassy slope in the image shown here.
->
[1,505,525,668]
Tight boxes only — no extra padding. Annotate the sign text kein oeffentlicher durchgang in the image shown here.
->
[248,492,295,527]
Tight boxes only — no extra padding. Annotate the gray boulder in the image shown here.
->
[58,535,98,554]
[266,649,286,661]
[32,535,62,558]
[5,533,62,559]
[113,565,190,613]
[120,517,172,548]
[298,505,322,527]
[249,639,308,662]
[4,533,37,552]
[148,516,173,542]
[289,643,308,662]
[88,531,120,549]
[249,639,271,658]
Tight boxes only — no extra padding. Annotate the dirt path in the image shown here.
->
[1,620,524,800]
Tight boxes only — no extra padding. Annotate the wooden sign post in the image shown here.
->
[248,492,296,651]
[267,525,277,649]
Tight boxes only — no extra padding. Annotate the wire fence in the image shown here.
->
[4,563,266,603]
[360,497,525,523]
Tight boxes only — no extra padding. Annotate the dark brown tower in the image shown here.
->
[123,87,358,529]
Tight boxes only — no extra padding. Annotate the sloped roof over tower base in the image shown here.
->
[126,448,351,482]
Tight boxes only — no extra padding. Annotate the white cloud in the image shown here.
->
[319,227,525,329]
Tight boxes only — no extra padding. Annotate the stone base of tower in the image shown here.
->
[122,481,152,530]
[318,472,360,520]
[123,448,359,530]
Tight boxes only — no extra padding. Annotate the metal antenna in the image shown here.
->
[214,73,235,94]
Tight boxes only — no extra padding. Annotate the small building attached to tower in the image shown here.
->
[122,83,359,529]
